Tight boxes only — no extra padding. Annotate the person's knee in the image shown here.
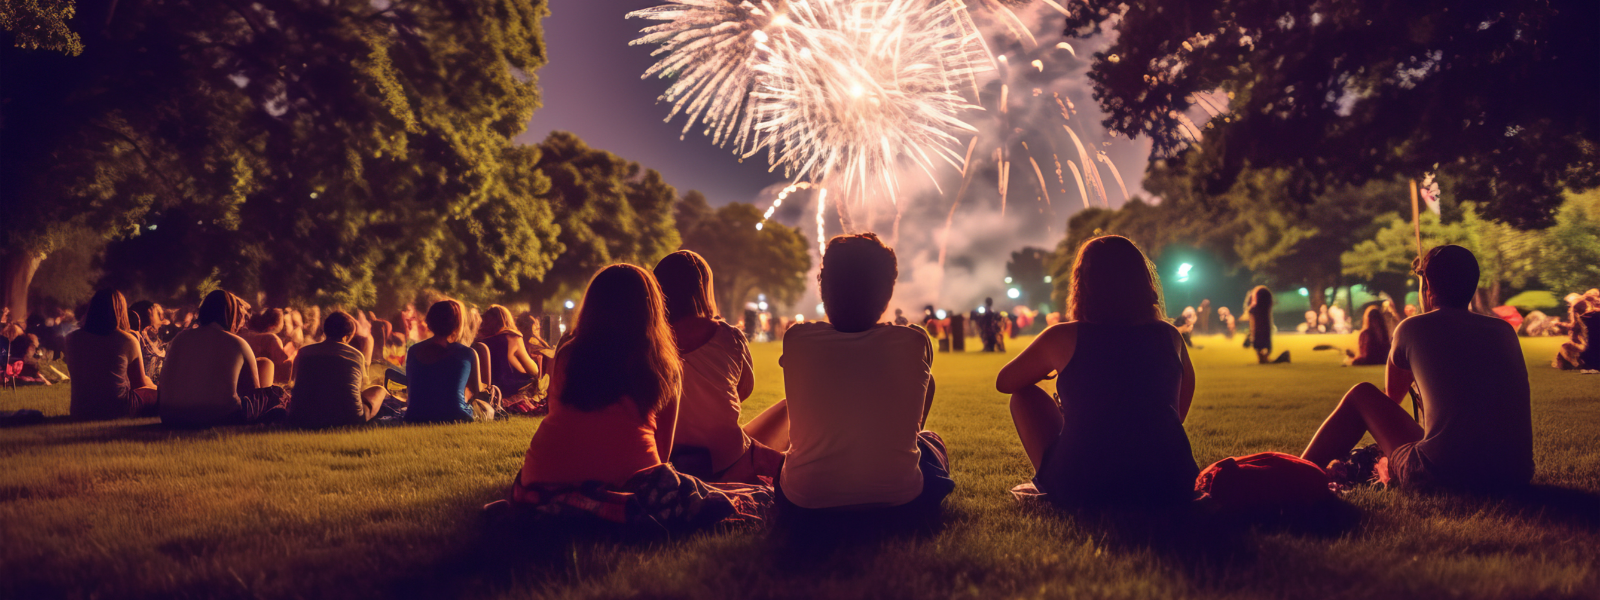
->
[1348,381,1382,397]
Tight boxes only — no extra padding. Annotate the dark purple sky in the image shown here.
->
[517,0,789,206]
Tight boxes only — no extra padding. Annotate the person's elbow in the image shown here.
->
[995,372,1025,395]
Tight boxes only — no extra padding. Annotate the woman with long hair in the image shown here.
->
[402,298,500,423]
[65,289,159,419]
[996,236,1199,505]
[503,264,770,529]
[1345,304,1392,366]
[476,304,544,412]
[653,250,788,484]
[1247,286,1286,363]
[127,300,167,382]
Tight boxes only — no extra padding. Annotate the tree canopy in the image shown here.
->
[3,0,555,314]
[1062,0,1599,227]
[677,198,811,320]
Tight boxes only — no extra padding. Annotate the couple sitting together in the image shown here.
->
[499,235,1533,531]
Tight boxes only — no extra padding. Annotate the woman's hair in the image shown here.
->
[249,308,284,334]
[197,290,246,332]
[556,264,682,418]
[1066,236,1165,324]
[128,300,157,332]
[1248,286,1274,316]
[424,299,465,344]
[653,250,720,323]
[83,289,131,336]
[477,305,520,340]
[516,313,550,348]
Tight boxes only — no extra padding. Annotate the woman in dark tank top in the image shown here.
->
[997,235,1199,505]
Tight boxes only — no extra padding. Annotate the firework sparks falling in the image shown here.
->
[632,0,995,219]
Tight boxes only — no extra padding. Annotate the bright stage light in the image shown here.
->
[758,301,769,311]
[1006,288,1021,299]
[1004,276,1013,283]
[816,302,826,316]
[564,300,575,309]
[1176,263,1193,283]
[1298,288,1309,297]
[1043,275,1052,283]
[935,309,947,319]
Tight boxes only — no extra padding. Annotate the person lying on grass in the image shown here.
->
[503,264,771,530]
[997,235,1199,506]
[776,233,953,519]
[654,250,788,485]
[161,290,287,427]
[401,299,500,424]
[288,311,387,429]
[64,288,158,420]
[1302,245,1534,492]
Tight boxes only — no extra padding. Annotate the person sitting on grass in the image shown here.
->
[401,299,499,424]
[1344,304,1393,367]
[654,250,789,484]
[997,235,1199,506]
[1553,294,1599,372]
[128,301,167,382]
[289,311,387,429]
[515,312,553,369]
[1301,245,1533,492]
[9,332,53,385]
[475,305,542,404]
[502,264,771,530]
[242,308,296,385]
[161,290,287,427]
[777,233,953,520]
[64,289,158,420]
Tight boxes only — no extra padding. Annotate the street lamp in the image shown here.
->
[1006,287,1021,299]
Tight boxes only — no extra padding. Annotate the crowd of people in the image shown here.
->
[0,233,1592,533]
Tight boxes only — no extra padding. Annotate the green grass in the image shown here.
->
[2,333,1596,599]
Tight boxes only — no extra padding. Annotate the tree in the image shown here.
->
[678,202,811,320]
[3,0,557,317]
[1062,0,1599,227]
[1340,200,1544,308]
[520,131,682,310]
[1005,247,1053,311]
[1536,190,1600,295]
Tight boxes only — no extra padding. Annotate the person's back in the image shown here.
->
[1393,308,1533,486]
[676,320,754,472]
[161,323,253,425]
[481,332,533,392]
[1039,321,1197,503]
[781,321,932,508]
[522,357,661,486]
[290,339,368,428]
[1580,310,1600,368]
[404,341,476,423]
[64,328,138,420]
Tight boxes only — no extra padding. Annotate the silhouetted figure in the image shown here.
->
[1247,286,1285,363]
[655,251,788,484]
[998,235,1198,506]
[978,297,1002,352]
[1302,246,1533,492]
[778,233,952,520]
[65,289,158,420]
[893,308,909,326]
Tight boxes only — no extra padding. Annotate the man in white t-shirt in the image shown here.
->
[778,233,953,517]
[1301,245,1533,490]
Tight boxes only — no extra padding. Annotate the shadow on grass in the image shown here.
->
[1427,484,1600,533]
[0,419,284,451]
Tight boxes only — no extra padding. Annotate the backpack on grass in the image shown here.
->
[1195,452,1336,510]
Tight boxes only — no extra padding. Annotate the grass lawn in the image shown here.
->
[2,333,1596,599]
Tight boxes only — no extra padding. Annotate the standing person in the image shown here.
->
[778,233,953,519]
[1196,299,1212,335]
[978,297,1002,352]
[289,311,387,429]
[1344,305,1393,366]
[998,236,1198,506]
[402,299,499,424]
[1247,286,1286,363]
[654,251,789,484]
[476,305,543,408]
[1217,306,1236,339]
[241,308,296,385]
[506,264,772,529]
[160,290,287,427]
[64,290,159,420]
[1302,246,1533,492]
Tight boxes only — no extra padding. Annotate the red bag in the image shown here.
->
[1195,452,1335,509]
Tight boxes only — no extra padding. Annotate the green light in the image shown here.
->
[1298,287,1309,297]
[1176,263,1193,283]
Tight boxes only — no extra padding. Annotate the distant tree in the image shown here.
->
[521,131,682,310]
[1339,200,1546,308]
[1536,190,1600,295]
[3,0,556,317]
[1005,247,1053,310]
[679,202,811,320]
[1063,0,1599,227]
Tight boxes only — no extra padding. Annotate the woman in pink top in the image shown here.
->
[653,251,788,484]
[503,265,771,530]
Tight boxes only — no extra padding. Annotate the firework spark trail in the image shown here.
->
[755,181,816,230]
[1020,142,1052,207]
[1066,161,1090,208]
[1097,152,1131,202]
[629,1,776,153]
[815,187,828,255]
[1062,124,1108,207]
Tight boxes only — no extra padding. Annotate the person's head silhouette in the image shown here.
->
[819,233,897,333]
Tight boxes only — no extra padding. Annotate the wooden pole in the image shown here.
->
[1408,178,1424,423]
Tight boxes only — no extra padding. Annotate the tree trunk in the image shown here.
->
[4,250,46,322]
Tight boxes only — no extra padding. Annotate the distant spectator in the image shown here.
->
[477,305,544,413]
[1216,306,1236,339]
[65,289,158,419]
[1344,305,1392,366]
[1554,295,1599,371]
[1247,286,1285,363]
[128,301,166,382]
[242,308,295,385]
[401,299,499,424]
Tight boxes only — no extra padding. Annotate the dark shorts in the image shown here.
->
[714,438,787,485]
[1382,443,1532,491]
[775,430,954,518]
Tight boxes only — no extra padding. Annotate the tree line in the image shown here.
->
[1,0,810,318]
